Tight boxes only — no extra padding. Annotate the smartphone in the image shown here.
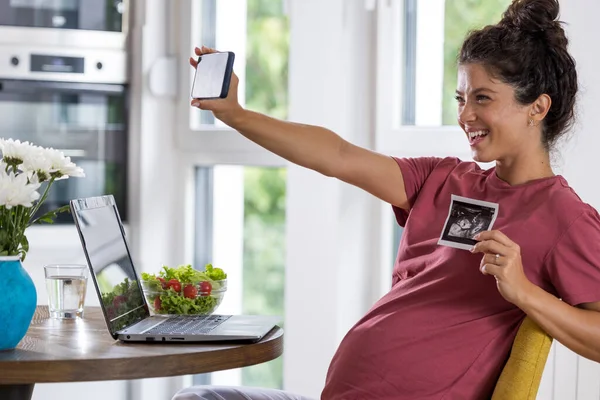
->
[190,51,235,100]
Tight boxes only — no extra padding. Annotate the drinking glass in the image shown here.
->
[44,264,88,319]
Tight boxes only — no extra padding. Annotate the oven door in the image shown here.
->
[0,79,128,223]
[0,0,126,32]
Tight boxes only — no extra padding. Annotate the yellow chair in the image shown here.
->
[492,317,553,400]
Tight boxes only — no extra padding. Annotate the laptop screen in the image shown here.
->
[71,195,149,336]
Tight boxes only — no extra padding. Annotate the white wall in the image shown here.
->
[536,1,600,399]
[284,1,381,397]
[127,0,187,399]
[559,1,600,204]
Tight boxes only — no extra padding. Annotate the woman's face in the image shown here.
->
[455,63,538,163]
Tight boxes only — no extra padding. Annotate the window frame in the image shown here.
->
[171,0,290,388]
[174,0,288,164]
[374,0,471,159]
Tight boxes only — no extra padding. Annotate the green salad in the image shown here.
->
[141,264,227,315]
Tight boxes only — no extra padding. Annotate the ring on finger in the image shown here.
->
[494,253,501,263]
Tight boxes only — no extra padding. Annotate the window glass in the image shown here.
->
[193,165,286,388]
[400,0,512,126]
[191,0,289,387]
[190,0,289,127]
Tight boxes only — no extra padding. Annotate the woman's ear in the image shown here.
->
[530,94,552,123]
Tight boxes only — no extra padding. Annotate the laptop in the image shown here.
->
[70,195,280,343]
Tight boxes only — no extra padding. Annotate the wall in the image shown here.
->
[21,0,183,399]
[536,1,600,399]
[284,1,380,397]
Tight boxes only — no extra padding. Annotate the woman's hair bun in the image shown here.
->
[500,0,560,33]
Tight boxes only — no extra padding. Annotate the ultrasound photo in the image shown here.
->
[438,195,499,251]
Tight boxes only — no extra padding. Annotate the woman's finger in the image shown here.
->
[191,99,215,110]
[194,46,218,56]
[481,263,502,277]
[191,44,220,67]
[480,253,504,267]
[471,239,508,257]
[475,230,515,248]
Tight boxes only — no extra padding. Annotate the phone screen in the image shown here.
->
[191,51,235,99]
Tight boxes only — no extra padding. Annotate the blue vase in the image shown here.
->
[0,256,37,350]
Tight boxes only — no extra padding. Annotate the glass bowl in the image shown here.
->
[141,279,227,316]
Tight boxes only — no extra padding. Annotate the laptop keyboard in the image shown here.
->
[145,315,231,335]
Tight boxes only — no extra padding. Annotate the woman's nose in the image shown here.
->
[458,103,476,124]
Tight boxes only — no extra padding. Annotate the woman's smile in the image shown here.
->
[466,129,490,146]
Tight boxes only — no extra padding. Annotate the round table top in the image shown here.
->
[0,306,284,385]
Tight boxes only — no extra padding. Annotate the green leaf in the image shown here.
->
[20,235,29,254]
[157,291,217,315]
[141,272,157,281]
[30,205,71,226]
[204,263,227,280]
[55,205,71,214]
[0,230,8,245]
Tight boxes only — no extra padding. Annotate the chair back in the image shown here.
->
[491,317,553,400]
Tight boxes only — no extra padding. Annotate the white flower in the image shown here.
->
[0,168,41,209]
[41,147,85,179]
[0,138,35,165]
[20,146,53,182]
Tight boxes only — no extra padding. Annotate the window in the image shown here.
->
[189,0,247,127]
[180,0,290,389]
[396,0,513,127]
[377,0,511,275]
[193,166,286,388]
[175,0,288,158]
[375,0,512,153]
[440,0,512,125]
[184,0,289,128]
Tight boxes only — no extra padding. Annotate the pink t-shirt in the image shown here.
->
[322,157,600,400]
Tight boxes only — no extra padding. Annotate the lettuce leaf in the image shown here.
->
[204,263,227,280]
[158,292,218,314]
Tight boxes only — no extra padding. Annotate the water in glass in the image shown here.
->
[45,275,87,319]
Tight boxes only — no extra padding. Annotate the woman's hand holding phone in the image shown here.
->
[189,46,243,126]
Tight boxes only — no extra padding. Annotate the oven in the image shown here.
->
[0,45,128,223]
[0,0,127,32]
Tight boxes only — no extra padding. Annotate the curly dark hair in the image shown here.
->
[459,0,578,151]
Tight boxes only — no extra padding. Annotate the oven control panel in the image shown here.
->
[0,45,126,84]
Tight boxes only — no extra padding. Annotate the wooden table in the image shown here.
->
[0,306,284,400]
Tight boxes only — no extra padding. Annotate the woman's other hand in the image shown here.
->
[189,46,243,125]
[471,230,536,306]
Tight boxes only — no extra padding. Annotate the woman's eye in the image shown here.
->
[476,95,490,102]
[454,95,465,103]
